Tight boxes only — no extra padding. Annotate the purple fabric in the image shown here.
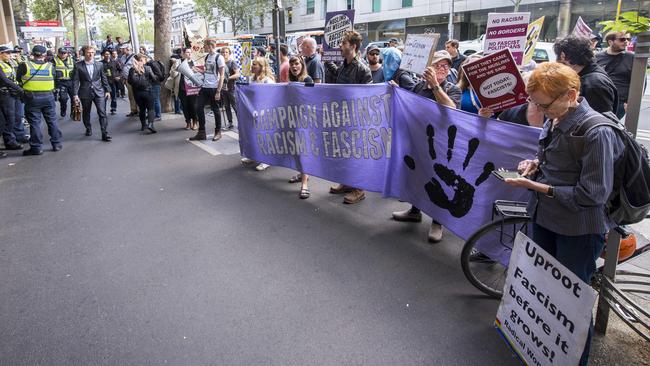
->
[236,84,541,246]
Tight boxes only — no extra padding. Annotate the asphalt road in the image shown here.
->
[0,103,519,365]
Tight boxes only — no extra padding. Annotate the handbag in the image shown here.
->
[164,75,175,91]
[72,99,82,121]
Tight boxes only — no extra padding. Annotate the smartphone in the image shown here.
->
[491,169,523,181]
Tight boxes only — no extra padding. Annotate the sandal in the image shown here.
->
[299,187,310,199]
[288,173,302,183]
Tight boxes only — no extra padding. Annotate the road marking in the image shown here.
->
[187,138,222,156]
[224,131,239,141]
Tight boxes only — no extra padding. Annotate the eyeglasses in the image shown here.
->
[526,91,567,110]
[617,37,631,42]
[432,63,450,70]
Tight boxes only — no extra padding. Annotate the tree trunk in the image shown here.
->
[71,1,79,49]
[154,0,173,113]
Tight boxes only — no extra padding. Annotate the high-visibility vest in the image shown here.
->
[21,60,54,92]
[0,61,16,93]
[54,56,73,80]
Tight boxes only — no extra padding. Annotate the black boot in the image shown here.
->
[141,121,147,131]
[189,130,207,141]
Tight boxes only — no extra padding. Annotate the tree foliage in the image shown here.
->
[599,11,650,35]
[194,0,272,35]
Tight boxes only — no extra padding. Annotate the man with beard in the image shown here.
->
[366,45,384,83]
[596,31,637,118]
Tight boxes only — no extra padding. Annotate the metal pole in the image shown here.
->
[57,0,65,48]
[447,0,454,40]
[125,0,140,53]
[595,230,621,334]
[616,0,623,20]
[81,0,91,45]
[620,31,650,138]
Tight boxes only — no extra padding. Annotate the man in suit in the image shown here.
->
[73,45,112,141]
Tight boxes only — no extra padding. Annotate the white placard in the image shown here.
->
[483,12,531,65]
[495,232,596,366]
[400,33,440,75]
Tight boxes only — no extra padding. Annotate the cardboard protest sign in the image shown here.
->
[461,49,527,112]
[484,12,531,65]
[572,16,593,38]
[523,16,545,65]
[496,232,596,366]
[240,42,253,77]
[322,10,355,62]
[400,33,441,75]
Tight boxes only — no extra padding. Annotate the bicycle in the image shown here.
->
[460,200,531,299]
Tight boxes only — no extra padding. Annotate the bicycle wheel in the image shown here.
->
[461,217,532,299]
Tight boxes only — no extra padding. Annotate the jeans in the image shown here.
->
[14,98,27,140]
[56,81,74,116]
[196,87,221,132]
[134,89,155,126]
[532,223,605,366]
[221,89,237,124]
[174,96,182,114]
[179,90,197,124]
[25,93,62,150]
[107,82,118,112]
[151,84,161,118]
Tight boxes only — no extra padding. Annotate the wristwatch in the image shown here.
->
[545,186,555,198]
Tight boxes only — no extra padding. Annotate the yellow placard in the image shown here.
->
[241,42,253,77]
[523,16,545,65]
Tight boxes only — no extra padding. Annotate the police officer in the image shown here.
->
[10,46,28,143]
[0,46,24,157]
[53,47,75,118]
[16,45,63,155]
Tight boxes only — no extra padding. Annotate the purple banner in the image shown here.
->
[322,10,355,63]
[236,84,540,243]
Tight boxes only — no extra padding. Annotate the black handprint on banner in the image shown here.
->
[403,125,495,218]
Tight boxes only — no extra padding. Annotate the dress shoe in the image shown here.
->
[85,129,92,136]
[329,183,354,194]
[52,144,63,152]
[392,208,423,222]
[102,134,112,142]
[147,123,157,133]
[212,130,222,141]
[428,222,444,243]
[4,142,23,150]
[189,131,207,141]
[22,148,43,156]
[343,189,365,204]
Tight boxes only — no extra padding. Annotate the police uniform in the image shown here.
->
[0,47,24,150]
[54,51,75,117]
[8,53,28,142]
[17,46,63,154]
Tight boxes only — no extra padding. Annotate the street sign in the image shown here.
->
[26,20,61,27]
[20,26,68,38]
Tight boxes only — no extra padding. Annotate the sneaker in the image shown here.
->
[255,163,269,171]
[329,184,354,194]
[392,208,423,222]
[343,189,365,204]
[428,222,443,243]
[154,117,162,121]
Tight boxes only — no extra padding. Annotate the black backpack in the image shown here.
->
[571,111,650,225]
[149,60,166,82]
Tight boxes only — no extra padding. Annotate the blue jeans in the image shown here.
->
[107,82,118,112]
[532,223,605,366]
[151,84,161,118]
[14,98,27,140]
[174,96,182,114]
[25,93,62,150]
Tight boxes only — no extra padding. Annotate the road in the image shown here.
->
[0,103,519,365]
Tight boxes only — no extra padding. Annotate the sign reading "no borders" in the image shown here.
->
[484,12,531,65]
[496,233,596,366]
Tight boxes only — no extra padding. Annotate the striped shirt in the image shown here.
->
[527,98,625,236]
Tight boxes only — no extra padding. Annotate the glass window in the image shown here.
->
[322,0,327,19]
[402,0,411,7]
[307,0,315,14]
[347,0,354,10]
[372,0,380,12]
[287,7,293,24]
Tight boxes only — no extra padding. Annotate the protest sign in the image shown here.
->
[400,33,441,75]
[241,42,253,77]
[236,84,539,241]
[572,16,593,38]
[323,10,355,62]
[496,232,596,366]
[484,12,531,65]
[523,16,545,65]
[461,49,528,112]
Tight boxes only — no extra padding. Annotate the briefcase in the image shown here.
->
[72,100,82,122]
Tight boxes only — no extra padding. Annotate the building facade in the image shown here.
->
[213,0,650,47]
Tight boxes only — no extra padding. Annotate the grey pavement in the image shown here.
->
[0,103,520,365]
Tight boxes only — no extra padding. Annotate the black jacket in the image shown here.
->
[325,58,372,85]
[578,62,618,114]
[73,61,111,98]
[128,66,156,91]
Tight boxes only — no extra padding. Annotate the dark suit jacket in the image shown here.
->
[73,60,110,99]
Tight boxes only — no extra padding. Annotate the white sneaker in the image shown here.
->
[241,158,254,165]
[255,163,270,171]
